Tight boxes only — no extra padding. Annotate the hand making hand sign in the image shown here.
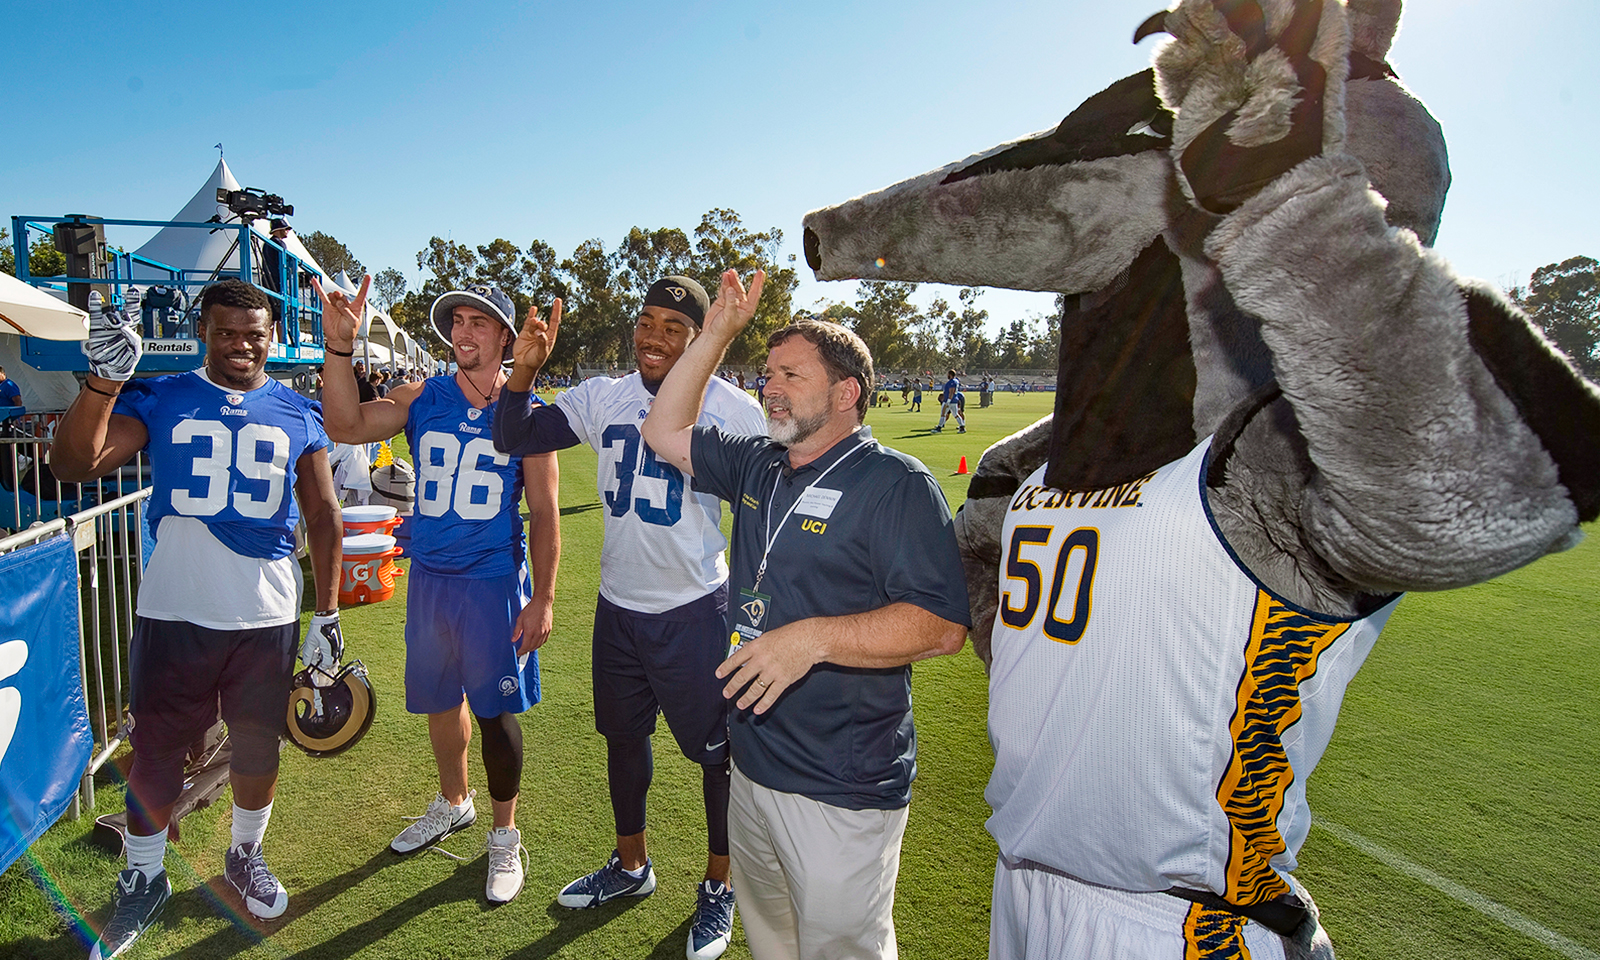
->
[310,273,371,354]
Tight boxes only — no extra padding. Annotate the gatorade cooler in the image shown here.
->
[340,533,402,605]
[341,504,401,537]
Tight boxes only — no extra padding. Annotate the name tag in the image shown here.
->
[794,486,842,519]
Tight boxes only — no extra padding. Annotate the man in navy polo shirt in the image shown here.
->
[644,269,970,960]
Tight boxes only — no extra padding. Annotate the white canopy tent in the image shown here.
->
[350,340,395,366]
[0,273,88,341]
[130,159,327,286]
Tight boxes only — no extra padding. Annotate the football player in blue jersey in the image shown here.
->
[316,277,558,905]
[933,369,965,433]
[53,278,345,959]
[494,275,766,959]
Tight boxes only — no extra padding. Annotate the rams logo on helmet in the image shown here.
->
[286,660,376,757]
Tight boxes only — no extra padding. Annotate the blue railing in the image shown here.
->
[10,214,326,374]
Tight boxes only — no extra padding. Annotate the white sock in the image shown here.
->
[124,829,167,879]
[231,801,272,849]
[622,862,647,878]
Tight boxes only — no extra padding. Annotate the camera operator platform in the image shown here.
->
[10,180,330,382]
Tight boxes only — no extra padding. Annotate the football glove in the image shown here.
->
[85,289,144,382]
[301,612,346,687]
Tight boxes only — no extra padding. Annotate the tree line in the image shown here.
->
[5,222,1596,382]
[303,211,1061,374]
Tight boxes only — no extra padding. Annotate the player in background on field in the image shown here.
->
[933,368,965,433]
[53,279,344,959]
[493,275,766,960]
[316,277,559,905]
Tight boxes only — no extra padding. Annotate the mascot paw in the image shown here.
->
[1147,0,1350,214]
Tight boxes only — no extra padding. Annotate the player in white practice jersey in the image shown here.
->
[494,276,765,960]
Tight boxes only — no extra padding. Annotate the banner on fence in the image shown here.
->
[0,533,89,873]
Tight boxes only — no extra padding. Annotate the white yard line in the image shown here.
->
[1314,819,1600,960]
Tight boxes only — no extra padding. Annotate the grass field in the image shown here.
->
[2,390,1597,959]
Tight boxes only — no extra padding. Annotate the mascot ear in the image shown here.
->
[1043,238,1198,493]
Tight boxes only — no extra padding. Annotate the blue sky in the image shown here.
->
[3,0,1595,333]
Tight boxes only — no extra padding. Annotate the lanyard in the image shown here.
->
[753,436,872,592]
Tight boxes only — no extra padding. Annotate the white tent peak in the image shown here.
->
[129,158,327,285]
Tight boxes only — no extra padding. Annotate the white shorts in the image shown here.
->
[989,857,1289,960]
[729,763,910,960]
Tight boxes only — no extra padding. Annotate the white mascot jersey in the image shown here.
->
[553,373,767,614]
[986,439,1397,904]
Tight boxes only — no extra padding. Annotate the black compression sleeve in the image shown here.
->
[476,711,524,803]
[606,735,652,837]
[492,389,584,456]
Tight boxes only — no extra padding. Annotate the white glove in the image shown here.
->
[301,612,345,687]
[85,290,143,382]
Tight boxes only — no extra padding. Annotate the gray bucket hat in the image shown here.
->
[430,284,517,361]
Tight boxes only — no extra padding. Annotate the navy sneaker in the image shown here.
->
[686,878,737,959]
[555,849,656,908]
[224,841,288,919]
[90,868,171,960]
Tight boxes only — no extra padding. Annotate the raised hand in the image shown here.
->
[701,269,767,343]
[85,289,143,382]
[1147,0,1348,214]
[311,273,371,351]
[511,299,562,376]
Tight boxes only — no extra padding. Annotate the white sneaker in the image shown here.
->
[391,791,476,854]
[485,826,527,904]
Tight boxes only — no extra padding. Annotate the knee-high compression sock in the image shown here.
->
[475,712,524,804]
[606,736,652,837]
[702,760,730,858]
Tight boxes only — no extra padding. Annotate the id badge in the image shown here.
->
[733,587,771,650]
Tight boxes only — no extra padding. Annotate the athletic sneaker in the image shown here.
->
[391,790,477,854]
[958,426,966,433]
[90,868,171,960]
[931,426,942,433]
[556,849,656,908]
[686,878,737,959]
[224,841,288,919]
[485,826,527,904]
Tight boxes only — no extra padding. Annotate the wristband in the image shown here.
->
[85,382,119,398]
[325,345,354,357]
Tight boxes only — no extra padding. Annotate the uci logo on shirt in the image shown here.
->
[800,518,827,535]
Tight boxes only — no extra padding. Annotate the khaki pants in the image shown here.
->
[729,764,910,960]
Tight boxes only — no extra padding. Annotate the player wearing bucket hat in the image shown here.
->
[315,275,560,905]
[431,284,519,362]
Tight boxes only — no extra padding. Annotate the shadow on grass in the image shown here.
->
[499,897,649,959]
[559,502,602,517]
[157,847,429,959]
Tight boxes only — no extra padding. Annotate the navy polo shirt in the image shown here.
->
[690,424,971,810]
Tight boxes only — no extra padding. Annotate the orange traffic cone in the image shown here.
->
[957,456,969,475]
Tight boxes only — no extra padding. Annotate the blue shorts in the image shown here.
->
[593,585,730,765]
[405,566,539,717]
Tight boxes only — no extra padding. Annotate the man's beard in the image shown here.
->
[767,407,828,446]
[454,346,495,372]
